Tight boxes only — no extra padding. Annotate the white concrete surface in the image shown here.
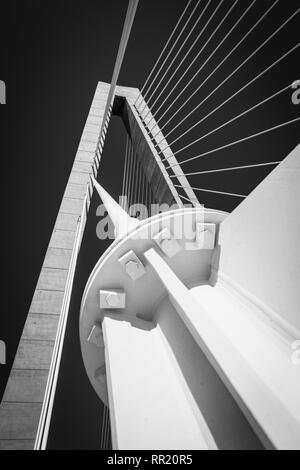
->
[103,316,216,450]
[216,144,300,335]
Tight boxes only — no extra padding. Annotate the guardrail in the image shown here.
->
[34,184,91,450]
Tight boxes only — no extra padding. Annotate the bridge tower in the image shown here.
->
[0,0,299,450]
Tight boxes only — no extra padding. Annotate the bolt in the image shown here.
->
[160,237,171,249]
[125,260,139,277]
[106,293,120,308]
[157,235,181,258]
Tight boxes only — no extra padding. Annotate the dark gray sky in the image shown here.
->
[0,0,299,449]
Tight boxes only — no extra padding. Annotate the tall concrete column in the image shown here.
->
[0,82,111,450]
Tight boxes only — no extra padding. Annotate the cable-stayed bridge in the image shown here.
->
[0,0,299,450]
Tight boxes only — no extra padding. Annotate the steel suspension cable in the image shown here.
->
[138,0,210,116]
[100,406,105,449]
[104,406,109,449]
[122,136,129,207]
[161,83,293,159]
[172,161,280,177]
[154,0,281,139]
[174,184,247,197]
[140,161,145,209]
[137,159,142,206]
[150,0,257,134]
[143,0,227,125]
[105,408,110,449]
[127,140,134,207]
[101,405,108,450]
[160,44,298,157]
[124,136,131,210]
[130,142,136,205]
[137,0,202,111]
[178,193,194,204]
[145,0,237,130]
[134,0,193,108]
[133,150,138,206]
[166,117,300,170]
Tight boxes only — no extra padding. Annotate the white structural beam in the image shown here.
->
[92,177,139,237]
[102,315,217,450]
[144,248,300,450]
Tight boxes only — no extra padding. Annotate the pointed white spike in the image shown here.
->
[91,176,139,238]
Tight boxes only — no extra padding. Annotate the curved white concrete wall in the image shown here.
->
[215,144,300,334]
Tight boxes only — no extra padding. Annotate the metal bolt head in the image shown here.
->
[100,289,125,309]
[160,237,171,249]
[119,250,146,281]
[125,260,139,278]
[154,228,182,258]
[105,292,120,307]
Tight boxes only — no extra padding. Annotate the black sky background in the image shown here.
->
[0,0,299,449]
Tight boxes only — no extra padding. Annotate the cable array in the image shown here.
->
[134,0,299,207]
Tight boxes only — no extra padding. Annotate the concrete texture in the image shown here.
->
[0,82,110,449]
[0,81,198,449]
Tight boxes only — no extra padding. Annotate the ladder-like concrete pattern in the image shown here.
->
[0,82,111,450]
